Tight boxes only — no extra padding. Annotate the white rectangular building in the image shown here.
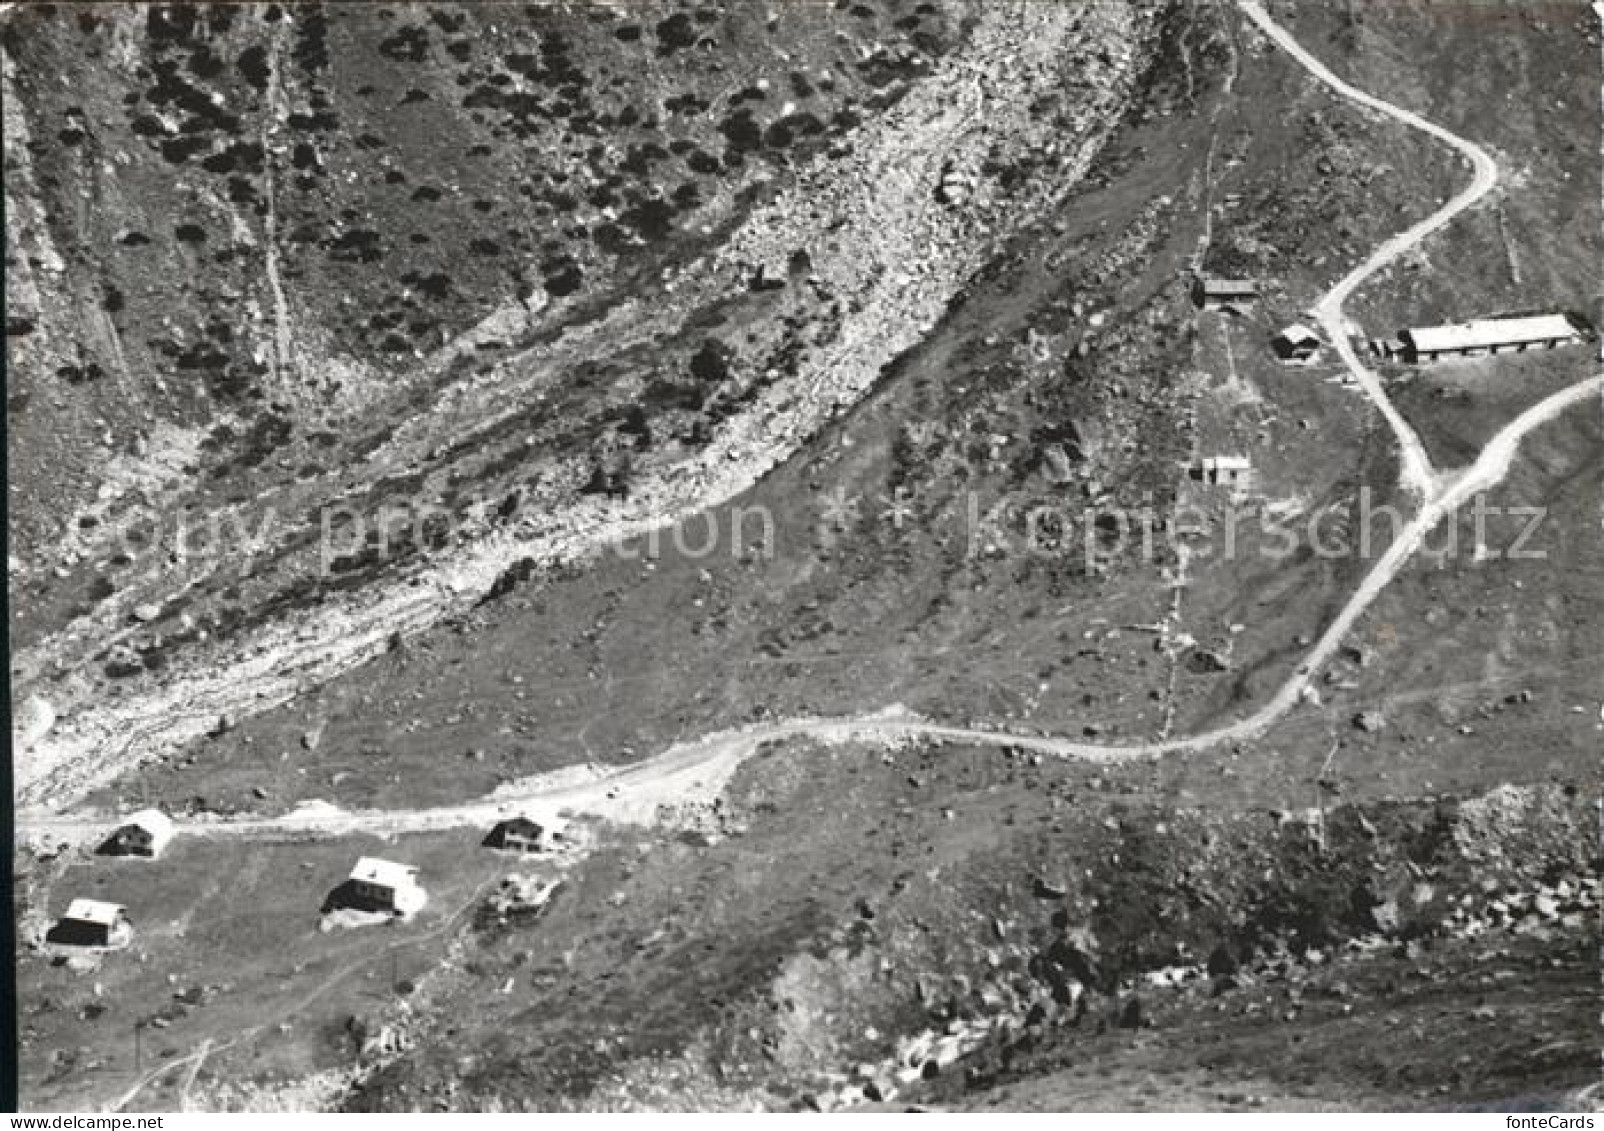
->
[53,899,133,948]
[1399,314,1582,362]
[347,857,427,919]
[1196,455,1251,487]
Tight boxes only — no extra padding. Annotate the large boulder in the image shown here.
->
[15,695,56,749]
[1353,710,1386,734]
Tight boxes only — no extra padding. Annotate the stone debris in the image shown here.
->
[1352,711,1386,733]
[488,876,563,917]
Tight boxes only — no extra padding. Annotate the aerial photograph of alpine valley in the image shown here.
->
[6,0,1602,1114]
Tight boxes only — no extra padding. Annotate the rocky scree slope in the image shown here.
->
[330,741,1597,1111]
[12,1,1164,811]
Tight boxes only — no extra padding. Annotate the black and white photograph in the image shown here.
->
[5,0,1602,1115]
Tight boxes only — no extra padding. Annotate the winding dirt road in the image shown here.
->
[1237,0,1501,501]
[17,4,1601,850]
[22,363,1601,849]
[18,9,1601,1119]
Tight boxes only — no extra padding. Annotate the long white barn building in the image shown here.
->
[1399,314,1582,363]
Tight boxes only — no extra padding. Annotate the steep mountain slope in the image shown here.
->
[11,0,1160,810]
[6,0,967,580]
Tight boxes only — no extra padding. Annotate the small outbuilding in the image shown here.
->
[1398,314,1582,363]
[1193,276,1259,311]
[484,815,567,855]
[1194,455,1252,487]
[48,899,133,949]
[339,857,427,920]
[1272,323,1322,363]
[98,809,175,859]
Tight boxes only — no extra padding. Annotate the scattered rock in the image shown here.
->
[16,695,56,748]
[1188,647,1232,674]
[1206,944,1239,977]
[862,1076,897,1104]
[1340,644,1374,667]
[490,876,562,916]
[1353,711,1386,733]
[1032,876,1068,900]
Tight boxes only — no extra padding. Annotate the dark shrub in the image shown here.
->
[719,108,762,154]
[237,45,270,90]
[326,229,383,263]
[160,136,209,164]
[620,197,675,242]
[412,272,451,299]
[688,339,732,383]
[654,12,696,54]
[293,7,329,72]
[187,44,225,79]
[378,25,430,63]
[542,261,582,297]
